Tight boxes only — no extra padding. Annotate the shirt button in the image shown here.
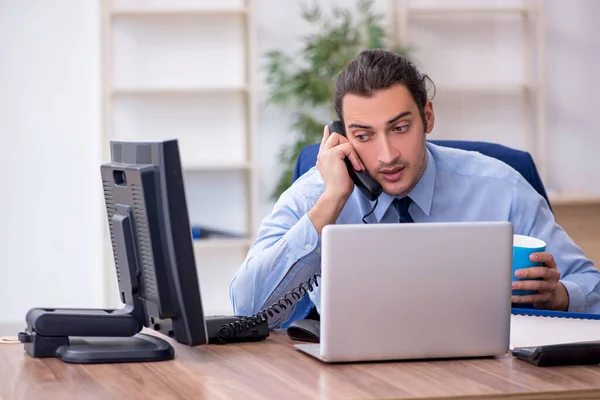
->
[305,244,312,250]
[316,248,321,254]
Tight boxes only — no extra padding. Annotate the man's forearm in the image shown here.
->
[229,213,321,327]
[230,184,346,328]
[308,191,349,234]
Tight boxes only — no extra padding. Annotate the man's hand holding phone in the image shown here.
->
[317,124,365,198]
[308,125,364,234]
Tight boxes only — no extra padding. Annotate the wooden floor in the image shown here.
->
[552,203,600,269]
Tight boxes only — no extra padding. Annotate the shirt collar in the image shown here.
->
[372,147,436,222]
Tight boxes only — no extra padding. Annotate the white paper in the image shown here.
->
[510,314,600,349]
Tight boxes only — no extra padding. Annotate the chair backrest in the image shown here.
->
[292,140,552,211]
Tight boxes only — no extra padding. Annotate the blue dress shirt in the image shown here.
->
[229,143,600,328]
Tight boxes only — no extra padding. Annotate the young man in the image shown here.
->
[230,49,600,329]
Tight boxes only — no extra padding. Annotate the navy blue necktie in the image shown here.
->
[393,197,414,223]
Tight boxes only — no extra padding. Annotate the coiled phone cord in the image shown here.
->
[362,197,378,224]
[216,272,322,344]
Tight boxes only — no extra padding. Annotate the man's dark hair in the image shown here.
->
[334,49,435,130]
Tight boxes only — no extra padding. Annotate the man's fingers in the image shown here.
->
[515,266,560,280]
[318,133,365,171]
[345,148,365,171]
[334,143,363,171]
[319,125,331,153]
[512,279,557,293]
[323,130,348,150]
[530,252,556,267]
[321,131,340,151]
[512,292,554,304]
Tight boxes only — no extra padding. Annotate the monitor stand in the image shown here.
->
[56,333,173,363]
[18,207,174,364]
[18,308,175,364]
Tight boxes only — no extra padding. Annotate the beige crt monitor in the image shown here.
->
[295,221,514,363]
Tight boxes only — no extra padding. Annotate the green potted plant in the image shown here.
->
[264,0,411,200]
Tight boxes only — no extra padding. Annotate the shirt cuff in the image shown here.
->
[282,213,321,260]
[561,279,586,312]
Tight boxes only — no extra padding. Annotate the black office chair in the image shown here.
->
[292,140,552,211]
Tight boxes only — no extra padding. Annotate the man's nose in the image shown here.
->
[377,136,397,164]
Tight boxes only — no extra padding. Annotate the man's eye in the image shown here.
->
[356,134,369,142]
[394,125,409,133]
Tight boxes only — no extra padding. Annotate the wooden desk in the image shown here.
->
[3,331,600,400]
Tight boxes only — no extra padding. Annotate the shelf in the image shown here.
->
[110,8,248,18]
[408,7,538,17]
[101,0,258,314]
[103,236,252,253]
[193,238,253,250]
[550,194,600,206]
[112,85,249,96]
[434,84,536,94]
[183,162,251,172]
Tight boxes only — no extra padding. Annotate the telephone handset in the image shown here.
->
[329,120,382,201]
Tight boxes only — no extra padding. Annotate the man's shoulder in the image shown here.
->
[427,142,523,186]
[282,167,325,201]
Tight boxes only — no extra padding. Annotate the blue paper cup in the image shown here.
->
[512,234,547,295]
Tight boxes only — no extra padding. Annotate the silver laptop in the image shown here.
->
[295,221,513,363]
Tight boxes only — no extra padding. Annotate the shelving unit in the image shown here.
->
[549,194,600,207]
[99,0,258,315]
[433,83,536,94]
[193,238,253,249]
[112,86,249,95]
[386,0,597,206]
[389,0,545,171]
[407,7,537,16]
[109,9,248,17]
[182,162,252,172]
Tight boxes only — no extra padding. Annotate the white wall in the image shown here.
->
[544,0,600,193]
[0,0,598,330]
[0,1,103,330]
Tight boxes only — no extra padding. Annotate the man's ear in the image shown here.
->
[424,100,435,134]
